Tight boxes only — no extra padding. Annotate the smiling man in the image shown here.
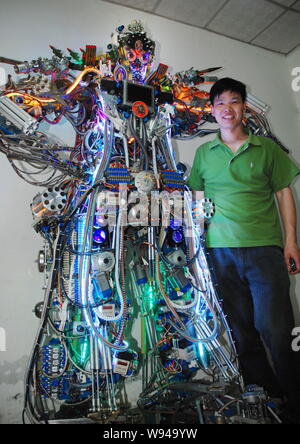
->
[188,77,300,423]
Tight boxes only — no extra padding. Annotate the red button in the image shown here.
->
[132,101,149,118]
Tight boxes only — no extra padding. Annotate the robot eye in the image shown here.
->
[141,52,151,64]
[126,50,136,62]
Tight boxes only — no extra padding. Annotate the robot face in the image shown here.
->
[116,22,155,83]
[125,44,153,83]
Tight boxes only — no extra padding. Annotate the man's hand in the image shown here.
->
[284,242,300,274]
[276,186,300,274]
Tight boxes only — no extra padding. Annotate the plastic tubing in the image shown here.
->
[168,317,218,344]
[23,231,63,423]
[65,103,87,127]
[65,67,101,95]
[156,136,173,171]
[168,289,199,311]
[80,122,127,350]
[163,112,177,170]
[42,108,66,125]
[78,199,127,350]
[94,211,125,323]
[181,193,220,339]
[155,252,187,331]
[115,211,127,341]
[151,136,158,175]
[122,134,129,168]
[129,114,149,170]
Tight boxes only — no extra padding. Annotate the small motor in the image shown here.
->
[166,249,187,266]
[91,251,115,273]
[91,251,115,300]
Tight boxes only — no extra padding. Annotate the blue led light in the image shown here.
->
[172,230,183,244]
[94,214,105,228]
[93,228,107,243]
[170,218,182,229]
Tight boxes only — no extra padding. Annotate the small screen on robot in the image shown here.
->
[123,81,154,111]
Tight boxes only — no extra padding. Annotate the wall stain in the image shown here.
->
[0,356,28,385]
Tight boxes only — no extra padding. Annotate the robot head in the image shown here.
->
[117,21,155,83]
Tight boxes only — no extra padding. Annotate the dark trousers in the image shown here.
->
[207,246,300,415]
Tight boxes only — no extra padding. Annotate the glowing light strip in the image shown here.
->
[6,92,56,104]
[5,68,102,105]
[175,104,211,113]
[65,67,101,95]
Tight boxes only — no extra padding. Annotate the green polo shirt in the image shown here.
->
[188,131,300,248]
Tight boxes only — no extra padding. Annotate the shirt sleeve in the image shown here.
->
[187,148,204,191]
[269,141,300,192]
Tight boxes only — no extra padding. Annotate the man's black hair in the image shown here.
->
[210,77,247,105]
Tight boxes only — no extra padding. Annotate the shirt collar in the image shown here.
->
[209,129,262,149]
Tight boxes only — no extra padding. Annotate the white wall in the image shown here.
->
[0,0,299,424]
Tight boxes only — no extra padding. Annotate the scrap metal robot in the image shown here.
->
[0,21,283,424]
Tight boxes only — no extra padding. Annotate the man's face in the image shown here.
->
[211,90,246,130]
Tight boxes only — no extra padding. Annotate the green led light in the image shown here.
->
[143,281,156,312]
[198,343,210,369]
[80,339,89,365]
